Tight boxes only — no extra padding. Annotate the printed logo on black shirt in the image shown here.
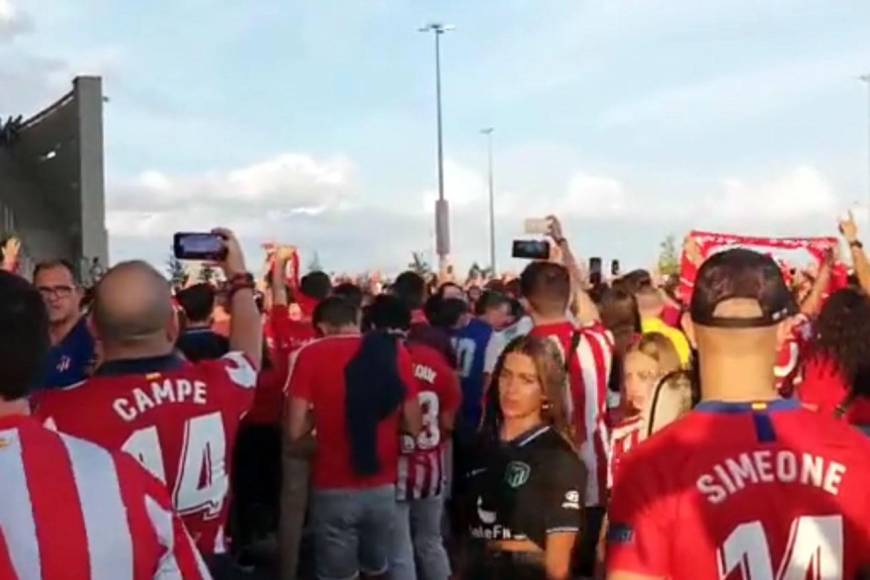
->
[504,461,531,488]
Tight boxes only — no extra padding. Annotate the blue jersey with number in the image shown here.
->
[452,318,494,438]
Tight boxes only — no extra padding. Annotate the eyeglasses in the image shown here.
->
[37,285,75,298]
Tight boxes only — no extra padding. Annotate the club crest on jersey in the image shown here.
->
[504,461,531,488]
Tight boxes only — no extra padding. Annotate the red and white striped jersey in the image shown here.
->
[530,322,614,507]
[0,414,210,580]
[608,415,643,490]
[398,343,462,502]
[33,352,258,556]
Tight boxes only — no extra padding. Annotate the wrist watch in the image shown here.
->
[850,240,863,250]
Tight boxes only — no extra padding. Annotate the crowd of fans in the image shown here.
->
[1,211,870,580]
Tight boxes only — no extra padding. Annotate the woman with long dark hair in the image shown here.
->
[462,335,585,580]
[798,288,870,427]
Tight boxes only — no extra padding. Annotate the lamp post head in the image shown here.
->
[480,127,494,135]
[860,74,870,83]
[419,23,455,34]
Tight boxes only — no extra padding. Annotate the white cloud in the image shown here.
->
[558,172,629,218]
[107,152,357,237]
[556,164,844,230]
[704,166,838,222]
[0,0,31,41]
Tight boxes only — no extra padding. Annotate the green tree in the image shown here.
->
[167,249,187,289]
[658,234,680,276]
[408,252,432,276]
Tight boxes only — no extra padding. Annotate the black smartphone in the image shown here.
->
[589,257,603,286]
[512,240,550,260]
[173,232,227,261]
[611,259,621,277]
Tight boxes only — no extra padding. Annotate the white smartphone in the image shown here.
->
[524,218,551,235]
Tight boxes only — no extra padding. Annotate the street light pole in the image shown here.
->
[420,23,453,273]
[481,128,496,276]
[861,74,870,208]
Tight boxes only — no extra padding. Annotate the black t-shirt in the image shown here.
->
[464,425,586,549]
[176,328,229,362]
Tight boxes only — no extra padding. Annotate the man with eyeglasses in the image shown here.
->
[33,260,95,390]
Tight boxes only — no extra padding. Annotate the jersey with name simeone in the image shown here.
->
[607,399,870,579]
[33,352,258,556]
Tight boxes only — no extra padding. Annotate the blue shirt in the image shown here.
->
[40,318,96,390]
[452,318,494,439]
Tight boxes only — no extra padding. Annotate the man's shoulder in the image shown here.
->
[297,334,359,354]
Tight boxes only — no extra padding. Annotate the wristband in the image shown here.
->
[850,240,863,250]
[227,272,254,285]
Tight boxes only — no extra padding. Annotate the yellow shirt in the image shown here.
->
[641,317,691,367]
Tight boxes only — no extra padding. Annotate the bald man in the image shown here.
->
[34,229,262,572]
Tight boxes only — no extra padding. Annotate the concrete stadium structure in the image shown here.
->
[0,76,108,282]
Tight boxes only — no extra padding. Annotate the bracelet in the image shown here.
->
[227,272,254,285]
[850,240,863,250]
[227,276,256,301]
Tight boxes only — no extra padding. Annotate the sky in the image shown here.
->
[2,0,870,277]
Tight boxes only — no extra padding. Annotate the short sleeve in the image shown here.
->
[483,331,506,374]
[219,352,258,390]
[397,345,419,400]
[286,346,316,401]
[605,450,673,577]
[543,450,586,535]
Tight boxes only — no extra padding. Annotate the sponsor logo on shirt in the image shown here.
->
[476,496,497,524]
[561,490,581,510]
[607,523,634,544]
[57,355,71,373]
[504,461,531,488]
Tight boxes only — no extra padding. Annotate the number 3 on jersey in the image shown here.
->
[416,391,441,450]
[122,412,228,518]
[719,515,842,579]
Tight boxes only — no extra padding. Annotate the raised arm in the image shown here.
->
[216,228,263,370]
[1,237,20,274]
[548,215,600,325]
[799,249,834,317]
[840,212,870,295]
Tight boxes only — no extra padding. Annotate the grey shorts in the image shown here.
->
[310,484,398,580]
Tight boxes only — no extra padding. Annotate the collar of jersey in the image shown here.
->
[94,353,185,377]
[694,399,800,414]
[504,424,551,447]
[54,317,91,349]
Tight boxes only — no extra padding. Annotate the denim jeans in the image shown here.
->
[310,485,398,580]
[389,494,451,580]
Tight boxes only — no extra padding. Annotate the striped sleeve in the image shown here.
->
[576,325,614,507]
[116,454,212,579]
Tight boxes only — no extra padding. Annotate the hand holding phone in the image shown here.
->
[512,240,550,260]
[174,233,227,262]
[589,257,603,287]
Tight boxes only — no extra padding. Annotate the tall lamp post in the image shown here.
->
[481,128,496,276]
[420,23,454,273]
[861,74,870,208]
